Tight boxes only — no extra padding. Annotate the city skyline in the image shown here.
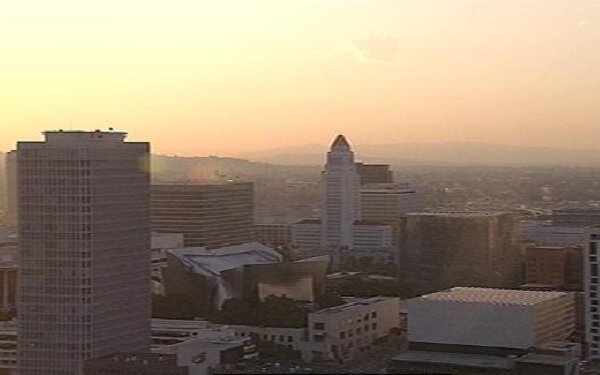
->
[2,1,600,155]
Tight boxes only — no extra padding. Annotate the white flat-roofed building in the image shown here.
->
[408,287,575,350]
[306,296,400,362]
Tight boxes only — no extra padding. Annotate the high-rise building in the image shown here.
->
[17,130,151,375]
[399,211,522,290]
[320,135,361,251]
[4,151,17,229]
[355,163,393,185]
[585,227,600,359]
[151,182,254,249]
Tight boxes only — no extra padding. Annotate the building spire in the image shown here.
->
[331,134,351,151]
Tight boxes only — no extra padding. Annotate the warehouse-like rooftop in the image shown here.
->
[418,287,568,306]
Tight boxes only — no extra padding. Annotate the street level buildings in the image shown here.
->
[17,130,151,375]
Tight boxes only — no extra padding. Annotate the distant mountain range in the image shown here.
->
[238,142,600,167]
[2,143,600,174]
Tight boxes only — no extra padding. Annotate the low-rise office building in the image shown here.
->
[306,296,400,362]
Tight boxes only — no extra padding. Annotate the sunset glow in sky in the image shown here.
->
[1,0,600,155]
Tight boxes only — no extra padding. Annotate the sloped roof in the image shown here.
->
[167,242,282,277]
[331,134,351,150]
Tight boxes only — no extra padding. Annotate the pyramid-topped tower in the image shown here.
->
[321,135,361,250]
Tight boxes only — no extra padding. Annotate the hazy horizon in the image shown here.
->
[2,0,600,155]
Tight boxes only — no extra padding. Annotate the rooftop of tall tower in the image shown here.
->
[42,129,128,143]
[331,134,351,151]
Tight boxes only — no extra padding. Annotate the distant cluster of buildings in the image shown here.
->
[4,129,600,375]
[290,135,421,264]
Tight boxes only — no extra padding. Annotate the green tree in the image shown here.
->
[315,291,345,309]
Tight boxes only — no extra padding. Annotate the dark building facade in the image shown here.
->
[152,182,254,249]
[163,246,328,316]
[525,246,582,291]
[399,212,522,291]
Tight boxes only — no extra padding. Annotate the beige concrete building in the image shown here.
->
[408,287,575,350]
[152,182,254,249]
[306,296,400,362]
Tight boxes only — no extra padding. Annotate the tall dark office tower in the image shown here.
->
[17,130,151,375]
[151,182,254,249]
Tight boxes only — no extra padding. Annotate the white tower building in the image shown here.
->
[17,130,151,375]
[321,135,361,251]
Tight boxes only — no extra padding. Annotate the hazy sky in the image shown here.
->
[1,0,600,155]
